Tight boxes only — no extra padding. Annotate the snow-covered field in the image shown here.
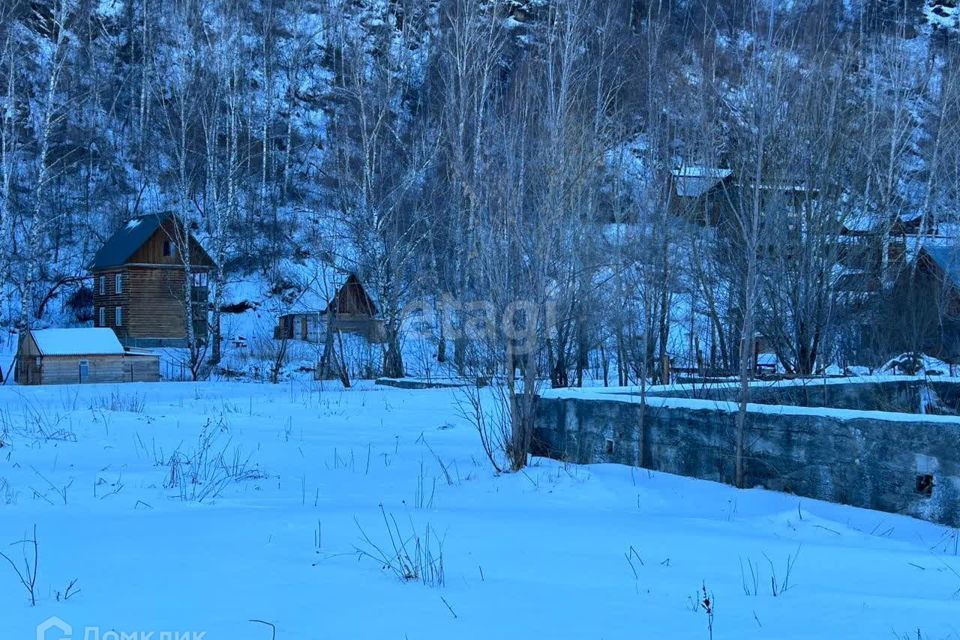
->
[2,381,959,639]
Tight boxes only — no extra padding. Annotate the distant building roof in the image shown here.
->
[756,353,779,366]
[282,267,349,315]
[841,213,883,234]
[922,245,960,288]
[282,273,378,317]
[30,328,125,356]
[671,166,732,198]
[89,213,172,270]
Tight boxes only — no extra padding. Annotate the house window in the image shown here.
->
[115,273,123,294]
[163,240,176,258]
[192,271,208,288]
[98,307,105,327]
[115,306,123,327]
[99,275,106,295]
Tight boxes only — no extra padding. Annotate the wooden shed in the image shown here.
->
[277,273,385,343]
[89,212,216,348]
[15,328,160,386]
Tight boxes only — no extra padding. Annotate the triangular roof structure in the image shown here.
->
[89,212,214,270]
[921,245,960,288]
[328,273,378,316]
[89,213,169,270]
[29,328,125,356]
[283,272,378,317]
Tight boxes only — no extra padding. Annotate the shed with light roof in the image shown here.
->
[15,328,160,385]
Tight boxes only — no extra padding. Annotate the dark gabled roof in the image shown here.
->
[921,245,960,288]
[280,273,379,317]
[89,213,172,270]
[328,273,378,316]
[89,212,215,271]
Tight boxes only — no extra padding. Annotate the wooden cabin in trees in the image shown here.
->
[89,213,216,348]
[16,328,160,385]
[887,245,960,363]
[669,166,734,226]
[669,166,819,231]
[277,274,385,344]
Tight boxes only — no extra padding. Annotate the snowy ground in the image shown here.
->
[2,381,959,639]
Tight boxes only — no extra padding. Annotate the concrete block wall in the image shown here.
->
[646,379,926,412]
[533,394,960,526]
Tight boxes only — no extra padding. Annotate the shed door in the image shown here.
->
[300,317,308,340]
[79,359,90,383]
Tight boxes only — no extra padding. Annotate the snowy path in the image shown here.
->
[1,381,958,639]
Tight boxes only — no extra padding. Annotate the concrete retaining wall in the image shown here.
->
[533,394,960,526]
[647,379,927,412]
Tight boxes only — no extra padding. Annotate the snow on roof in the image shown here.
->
[921,244,960,287]
[30,328,125,356]
[89,213,171,270]
[671,166,732,178]
[287,288,333,314]
[277,260,348,314]
[842,213,882,233]
[900,211,924,223]
[671,166,732,198]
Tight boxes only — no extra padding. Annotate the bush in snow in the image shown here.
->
[354,505,445,587]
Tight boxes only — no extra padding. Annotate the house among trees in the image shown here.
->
[89,213,216,348]
[669,165,733,226]
[16,328,160,385]
[668,165,814,228]
[277,273,384,344]
[887,245,960,363]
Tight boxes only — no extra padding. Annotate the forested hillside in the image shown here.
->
[2,0,959,381]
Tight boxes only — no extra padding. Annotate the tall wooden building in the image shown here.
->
[89,213,215,347]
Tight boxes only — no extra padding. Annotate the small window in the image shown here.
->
[192,271,208,288]
[163,240,176,258]
[115,273,123,294]
[115,306,123,327]
[99,275,106,295]
[916,474,934,497]
[98,307,105,327]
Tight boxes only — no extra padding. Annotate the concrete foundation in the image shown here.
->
[533,379,960,526]
[645,378,960,413]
